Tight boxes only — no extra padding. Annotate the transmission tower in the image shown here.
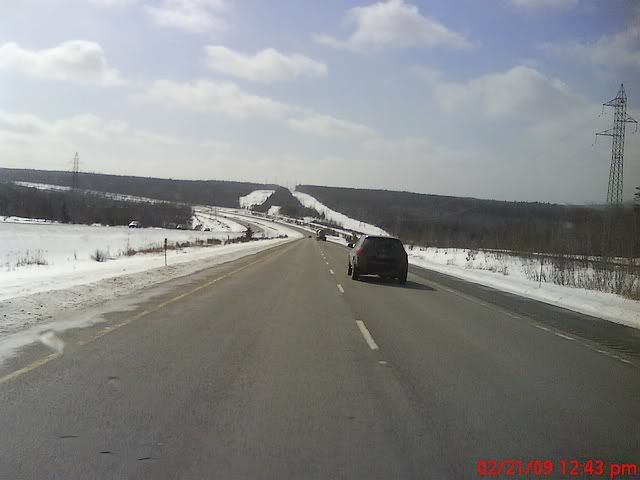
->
[72,152,80,189]
[596,84,637,205]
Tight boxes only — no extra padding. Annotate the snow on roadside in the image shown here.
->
[193,206,246,233]
[406,247,640,330]
[239,190,274,209]
[0,222,246,301]
[291,191,389,236]
[267,206,281,216]
[0,237,293,363]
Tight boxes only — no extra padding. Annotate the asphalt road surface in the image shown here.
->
[1,237,638,479]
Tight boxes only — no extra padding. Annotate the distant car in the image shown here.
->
[128,221,142,228]
[316,229,327,241]
[203,227,211,232]
[348,235,408,284]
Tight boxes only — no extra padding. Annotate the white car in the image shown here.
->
[128,221,142,228]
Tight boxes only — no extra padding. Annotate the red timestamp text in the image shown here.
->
[477,458,639,478]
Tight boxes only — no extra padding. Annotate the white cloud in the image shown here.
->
[89,0,138,7]
[145,0,227,33]
[287,113,373,138]
[430,65,581,119]
[0,109,233,176]
[143,78,376,139]
[510,0,578,9]
[315,0,472,52]
[0,41,125,86]
[541,23,640,68]
[145,79,293,119]
[204,46,327,83]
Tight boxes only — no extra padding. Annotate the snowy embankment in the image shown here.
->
[0,222,247,301]
[239,190,274,209]
[193,206,246,233]
[0,216,301,360]
[291,191,389,236]
[406,247,640,330]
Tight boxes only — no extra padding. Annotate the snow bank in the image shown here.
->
[193,206,246,233]
[0,222,248,301]
[239,190,274,209]
[292,191,388,236]
[407,247,640,330]
[0,236,294,363]
[267,206,281,216]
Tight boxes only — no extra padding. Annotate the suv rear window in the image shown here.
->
[363,237,405,254]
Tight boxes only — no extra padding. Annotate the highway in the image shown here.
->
[1,236,638,479]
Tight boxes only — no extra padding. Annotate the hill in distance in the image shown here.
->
[0,168,276,208]
[296,184,636,256]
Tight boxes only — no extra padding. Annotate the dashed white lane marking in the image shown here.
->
[326,261,329,265]
[337,284,344,293]
[329,269,334,275]
[356,320,379,351]
[534,325,550,332]
[554,332,575,341]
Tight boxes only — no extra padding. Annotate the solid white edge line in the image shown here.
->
[337,284,344,293]
[356,320,379,351]
[554,332,575,341]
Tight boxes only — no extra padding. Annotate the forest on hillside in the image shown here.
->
[0,183,193,227]
[0,168,275,208]
[252,187,318,218]
[297,185,640,258]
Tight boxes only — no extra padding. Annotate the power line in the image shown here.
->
[596,84,638,205]
[72,152,80,189]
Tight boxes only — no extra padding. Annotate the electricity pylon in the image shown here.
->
[596,84,637,205]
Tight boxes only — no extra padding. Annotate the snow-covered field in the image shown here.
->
[292,190,388,236]
[0,222,248,301]
[239,190,274,209]
[406,247,640,330]
[192,206,246,233]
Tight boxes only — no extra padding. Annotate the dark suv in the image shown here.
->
[348,236,408,284]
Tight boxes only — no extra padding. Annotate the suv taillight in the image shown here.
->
[356,247,365,257]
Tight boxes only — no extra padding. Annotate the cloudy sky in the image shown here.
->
[0,0,638,203]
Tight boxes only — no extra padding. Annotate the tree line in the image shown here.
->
[0,183,193,227]
[297,184,639,258]
[0,168,276,208]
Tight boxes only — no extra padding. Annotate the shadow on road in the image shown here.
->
[356,276,436,291]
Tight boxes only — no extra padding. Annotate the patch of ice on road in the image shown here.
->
[38,330,65,353]
[239,190,274,209]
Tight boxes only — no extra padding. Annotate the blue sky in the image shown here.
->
[0,0,638,203]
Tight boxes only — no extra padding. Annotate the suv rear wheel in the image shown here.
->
[398,270,407,285]
[351,265,360,281]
